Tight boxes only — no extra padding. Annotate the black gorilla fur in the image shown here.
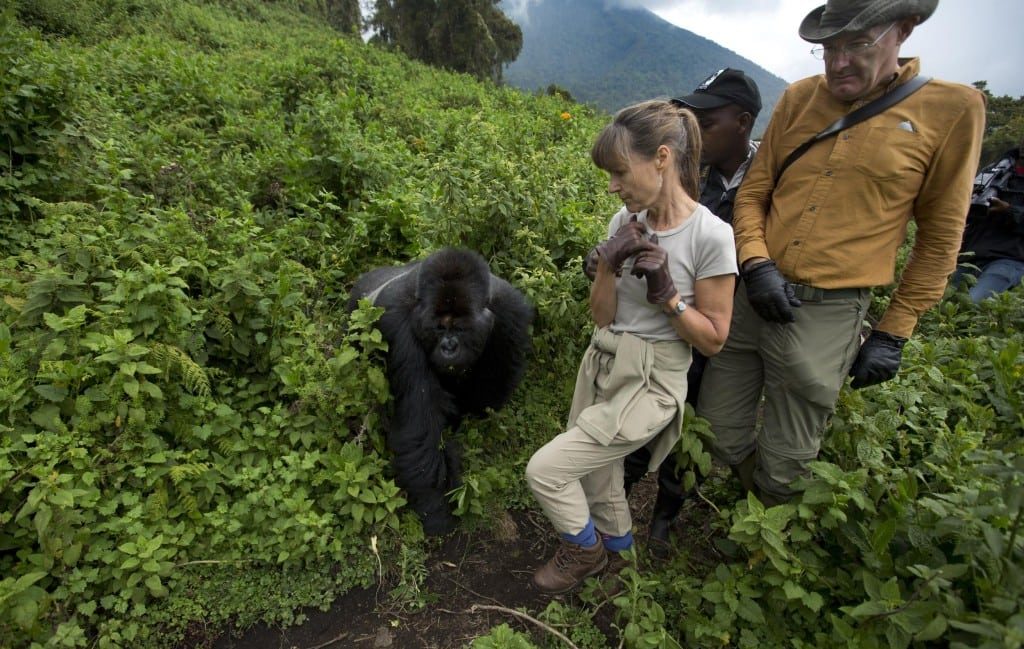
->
[347,248,534,535]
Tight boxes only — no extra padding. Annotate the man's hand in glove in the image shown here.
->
[594,214,648,275]
[630,235,677,305]
[742,259,801,323]
[849,330,907,389]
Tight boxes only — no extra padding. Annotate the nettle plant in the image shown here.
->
[0,202,406,644]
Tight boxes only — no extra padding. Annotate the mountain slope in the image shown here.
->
[502,0,789,133]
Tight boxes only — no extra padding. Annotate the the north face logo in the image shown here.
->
[697,69,726,91]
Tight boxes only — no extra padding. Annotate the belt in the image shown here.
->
[789,283,867,303]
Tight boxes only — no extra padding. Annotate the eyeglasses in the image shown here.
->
[810,23,895,60]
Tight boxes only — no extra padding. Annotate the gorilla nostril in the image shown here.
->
[441,338,458,355]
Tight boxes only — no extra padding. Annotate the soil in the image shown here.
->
[203,473,723,649]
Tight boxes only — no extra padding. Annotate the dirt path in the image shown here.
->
[206,476,693,649]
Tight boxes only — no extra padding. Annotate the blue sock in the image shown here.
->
[561,519,598,547]
[602,531,634,553]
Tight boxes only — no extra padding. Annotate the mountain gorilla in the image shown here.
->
[347,248,534,535]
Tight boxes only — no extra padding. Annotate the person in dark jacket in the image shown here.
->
[953,137,1024,302]
[677,68,762,226]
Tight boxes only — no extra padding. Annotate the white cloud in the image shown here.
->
[504,0,542,22]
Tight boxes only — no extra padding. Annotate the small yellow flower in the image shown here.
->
[560,111,572,120]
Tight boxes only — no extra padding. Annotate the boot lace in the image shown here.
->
[553,541,584,571]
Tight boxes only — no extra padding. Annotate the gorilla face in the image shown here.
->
[412,249,496,376]
[424,307,495,375]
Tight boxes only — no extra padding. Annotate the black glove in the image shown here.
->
[743,260,801,324]
[630,235,677,304]
[848,330,907,389]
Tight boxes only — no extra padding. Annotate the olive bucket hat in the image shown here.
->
[799,0,938,43]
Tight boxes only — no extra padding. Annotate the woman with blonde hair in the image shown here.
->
[527,100,737,594]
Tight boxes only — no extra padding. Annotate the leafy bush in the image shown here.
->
[0,2,612,645]
[4,2,1019,648]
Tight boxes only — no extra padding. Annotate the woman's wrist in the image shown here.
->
[663,293,686,316]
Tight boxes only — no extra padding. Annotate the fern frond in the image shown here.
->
[150,343,212,397]
[169,462,210,486]
[146,485,169,519]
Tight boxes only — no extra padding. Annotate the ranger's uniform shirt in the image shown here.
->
[733,58,986,337]
[700,140,759,225]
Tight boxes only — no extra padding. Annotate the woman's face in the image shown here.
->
[605,151,663,212]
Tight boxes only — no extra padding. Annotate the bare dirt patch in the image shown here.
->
[204,472,726,649]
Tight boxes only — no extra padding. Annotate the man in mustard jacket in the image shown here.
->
[697,0,985,504]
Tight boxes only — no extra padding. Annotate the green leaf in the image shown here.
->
[144,574,167,597]
[34,506,52,536]
[917,614,946,638]
[30,404,62,431]
[123,379,139,399]
[12,598,39,630]
[140,381,163,399]
[50,489,74,508]
[845,600,890,618]
[0,572,47,606]
[735,596,765,624]
[870,518,895,556]
[802,591,824,612]
[33,383,69,402]
[782,580,805,600]
[63,543,82,567]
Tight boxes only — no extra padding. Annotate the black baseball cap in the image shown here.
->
[672,68,762,117]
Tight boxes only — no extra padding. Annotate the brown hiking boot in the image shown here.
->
[533,538,608,594]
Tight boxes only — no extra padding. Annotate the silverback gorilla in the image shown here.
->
[347,248,534,535]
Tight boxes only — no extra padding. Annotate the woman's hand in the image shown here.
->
[630,235,676,304]
[595,214,648,274]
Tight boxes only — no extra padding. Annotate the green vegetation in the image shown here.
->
[0,1,607,645]
[974,80,1024,164]
[371,0,523,83]
[1,1,1022,648]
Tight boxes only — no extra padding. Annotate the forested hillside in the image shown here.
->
[1,2,1022,648]
[0,1,611,645]
[501,0,789,134]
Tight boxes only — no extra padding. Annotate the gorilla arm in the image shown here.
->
[454,275,534,415]
[377,306,460,534]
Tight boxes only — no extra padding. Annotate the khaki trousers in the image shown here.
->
[697,282,870,502]
[526,330,688,537]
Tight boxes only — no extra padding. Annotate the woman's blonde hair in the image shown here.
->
[590,99,703,200]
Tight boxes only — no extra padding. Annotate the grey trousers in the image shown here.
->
[697,282,870,501]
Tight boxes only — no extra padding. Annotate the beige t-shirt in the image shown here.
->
[608,204,737,342]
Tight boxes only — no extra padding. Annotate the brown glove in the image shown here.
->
[583,246,600,281]
[594,214,648,274]
[630,235,677,304]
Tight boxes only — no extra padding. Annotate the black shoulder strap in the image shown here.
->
[774,76,931,184]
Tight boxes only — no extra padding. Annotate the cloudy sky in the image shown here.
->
[507,0,1024,97]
